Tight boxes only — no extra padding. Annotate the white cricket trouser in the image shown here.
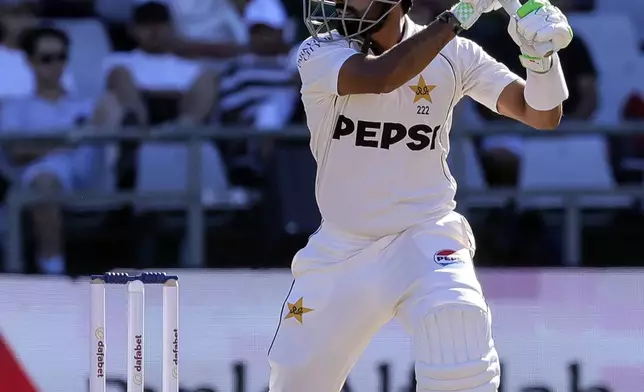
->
[268,211,500,392]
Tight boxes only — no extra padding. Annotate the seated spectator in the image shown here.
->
[104,2,231,210]
[0,0,76,98]
[217,0,299,179]
[104,1,217,126]
[0,27,123,275]
[218,0,298,130]
[460,0,598,187]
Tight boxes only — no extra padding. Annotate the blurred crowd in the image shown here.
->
[0,0,642,275]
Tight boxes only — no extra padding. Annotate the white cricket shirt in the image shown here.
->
[296,16,520,239]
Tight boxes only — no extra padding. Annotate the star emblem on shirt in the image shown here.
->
[409,75,437,104]
[284,297,313,324]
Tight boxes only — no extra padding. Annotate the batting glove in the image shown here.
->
[508,0,573,73]
[450,0,502,30]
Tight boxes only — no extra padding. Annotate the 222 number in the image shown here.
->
[416,106,430,115]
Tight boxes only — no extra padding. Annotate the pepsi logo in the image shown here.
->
[433,249,463,266]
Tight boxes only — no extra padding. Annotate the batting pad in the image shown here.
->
[413,304,500,392]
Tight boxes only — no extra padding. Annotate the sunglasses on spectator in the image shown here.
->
[34,52,68,64]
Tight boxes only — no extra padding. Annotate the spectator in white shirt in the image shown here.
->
[0,0,76,98]
[0,27,123,274]
[104,1,217,126]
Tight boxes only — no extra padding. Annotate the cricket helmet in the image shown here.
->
[303,0,412,42]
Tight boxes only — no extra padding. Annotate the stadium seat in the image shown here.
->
[518,136,632,209]
[54,19,112,98]
[134,142,232,210]
[567,14,640,125]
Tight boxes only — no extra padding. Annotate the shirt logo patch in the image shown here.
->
[433,249,464,266]
[284,297,313,324]
[408,75,437,104]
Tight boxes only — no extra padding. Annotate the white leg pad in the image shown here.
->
[413,304,500,392]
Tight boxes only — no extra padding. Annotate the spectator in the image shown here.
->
[219,0,298,130]
[103,1,231,214]
[216,0,299,180]
[0,0,76,98]
[0,26,123,275]
[103,1,217,126]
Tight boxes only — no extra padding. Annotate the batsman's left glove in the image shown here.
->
[507,0,573,73]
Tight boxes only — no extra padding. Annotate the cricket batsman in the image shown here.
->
[268,0,572,391]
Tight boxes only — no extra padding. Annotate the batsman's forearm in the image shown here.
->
[375,19,456,93]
